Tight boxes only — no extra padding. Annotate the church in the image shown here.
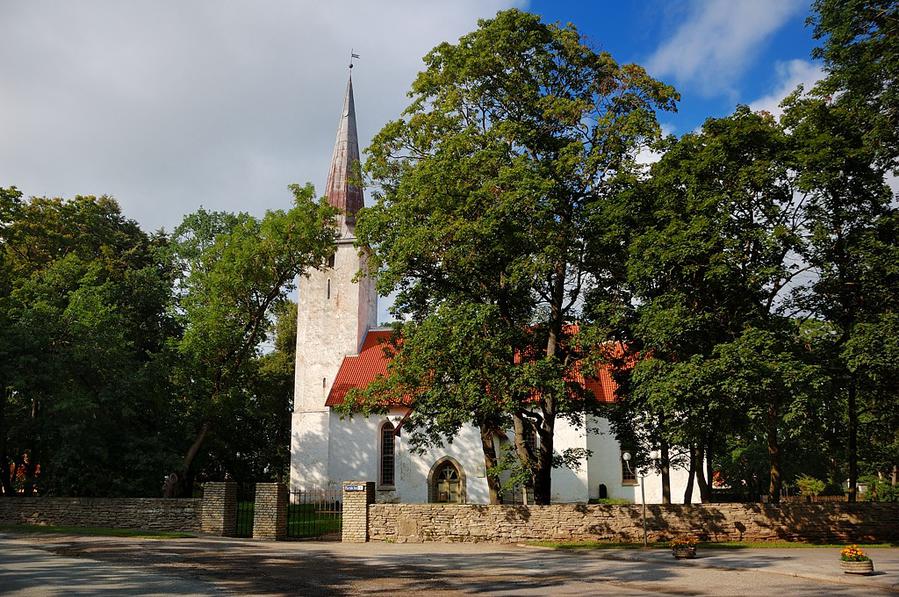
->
[289,75,700,505]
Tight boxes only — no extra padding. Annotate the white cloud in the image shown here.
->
[0,0,522,233]
[647,0,806,95]
[749,59,823,117]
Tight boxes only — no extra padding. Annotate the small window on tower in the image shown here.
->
[327,279,331,299]
[327,253,335,268]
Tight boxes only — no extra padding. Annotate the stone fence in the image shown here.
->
[0,481,240,536]
[366,502,899,544]
[0,497,202,532]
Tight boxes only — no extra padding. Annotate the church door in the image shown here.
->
[433,461,462,503]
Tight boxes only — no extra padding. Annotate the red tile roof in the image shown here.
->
[325,329,620,407]
[325,329,394,407]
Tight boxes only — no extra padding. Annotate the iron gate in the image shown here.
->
[236,484,255,538]
[287,487,342,540]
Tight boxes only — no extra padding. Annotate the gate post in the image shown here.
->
[253,483,288,540]
[341,481,374,543]
[201,481,238,537]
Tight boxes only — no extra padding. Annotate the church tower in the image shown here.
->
[290,73,379,489]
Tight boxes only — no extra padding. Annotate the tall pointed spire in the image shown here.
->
[324,74,363,232]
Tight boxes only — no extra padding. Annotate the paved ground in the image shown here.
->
[1,532,897,596]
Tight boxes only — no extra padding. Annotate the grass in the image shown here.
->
[0,523,194,539]
[529,539,899,550]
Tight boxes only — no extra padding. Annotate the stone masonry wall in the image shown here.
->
[0,497,201,532]
[343,481,375,543]
[201,481,237,537]
[369,502,899,544]
[253,483,287,540]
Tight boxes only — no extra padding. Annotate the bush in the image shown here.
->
[795,474,826,496]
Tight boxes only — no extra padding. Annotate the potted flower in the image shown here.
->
[840,545,874,575]
[671,536,698,559]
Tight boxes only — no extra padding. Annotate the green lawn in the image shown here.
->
[0,523,194,539]
[530,539,898,550]
[286,502,342,538]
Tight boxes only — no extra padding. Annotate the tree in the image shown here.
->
[356,9,677,504]
[165,184,335,496]
[0,189,178,496]
[782,90,896,501]
[594,107,822,502]
[810,0,899,169]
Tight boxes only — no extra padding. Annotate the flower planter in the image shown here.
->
[841,560,874,575]
[672,546,697,559]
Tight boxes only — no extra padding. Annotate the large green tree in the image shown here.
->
[0,189,178,496]
[783,91,897,501]
[165,184,335,496]
[810,0,899,169]
[593,107,822,503]
[355,9,677,504]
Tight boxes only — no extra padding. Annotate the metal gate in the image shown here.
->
[236,484,255,538]
[287,487,342,540]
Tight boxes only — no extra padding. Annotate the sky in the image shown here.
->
[1,0,826,230]
[1,1,829,319]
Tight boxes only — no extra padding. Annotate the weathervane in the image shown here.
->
[349,49,360,69]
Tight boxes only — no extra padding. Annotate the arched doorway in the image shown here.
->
[428,457,466,503]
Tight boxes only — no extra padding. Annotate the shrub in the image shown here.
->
[795,474,826,496]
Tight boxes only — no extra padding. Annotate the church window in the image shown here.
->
[432,460,463,503]
[327,279,331,299]
[380,421,395,486]
[327,253,335,268]
[621,449,638,485]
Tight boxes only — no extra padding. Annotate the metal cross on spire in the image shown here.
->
[349,49,360,69]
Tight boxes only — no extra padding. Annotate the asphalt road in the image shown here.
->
[1,533,897,596]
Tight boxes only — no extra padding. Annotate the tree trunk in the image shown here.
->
[512,413,535,493]
[479,424,501,504]
[0,387,10,497]
[683,444,696,504]
[695,444,710,503]
[534,260,566,506]
[660,438,671,505]
[847,379,858,503]
[534,417,554,505]
[767,406,781,503]
[172,421,210,497]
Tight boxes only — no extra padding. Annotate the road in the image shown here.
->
[1,532,897,595]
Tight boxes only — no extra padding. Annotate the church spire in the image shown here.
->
[324,73,363,232]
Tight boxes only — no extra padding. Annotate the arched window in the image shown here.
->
[428,458,465,503]
[380,421,395,486]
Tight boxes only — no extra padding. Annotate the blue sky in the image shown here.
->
[2,0,824,237]
[529,0,820,135]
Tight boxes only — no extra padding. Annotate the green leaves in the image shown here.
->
[359,8,677,503]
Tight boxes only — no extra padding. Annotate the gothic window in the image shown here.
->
[621,449,638,485]
[432,460,463,503]
[380,421,395,486]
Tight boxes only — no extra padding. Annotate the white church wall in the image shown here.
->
[548,414,589,502]
[396,422,491,504]
[585,415,703,504]
[291,237,379,491]
[290,411,331,489]
[326,413,491,504]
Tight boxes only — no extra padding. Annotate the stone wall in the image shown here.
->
[201,482,237,537]
[368,502,899,544]
[0,497,201,532]
[253,483,287,540]
[342,481,375,543]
